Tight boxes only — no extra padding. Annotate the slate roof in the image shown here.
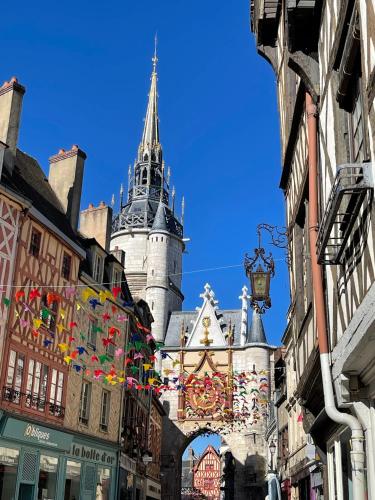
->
[1,149,79,243]
[151,202,168,232]
[114,197,183,237]
[165,308,269,347]
[164,309,243,347]
[247,309,268,344]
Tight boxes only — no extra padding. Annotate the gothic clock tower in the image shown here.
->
[111,48,185,343]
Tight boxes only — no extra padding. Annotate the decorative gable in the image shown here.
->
[186,284,227,347]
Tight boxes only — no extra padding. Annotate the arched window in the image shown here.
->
[141,168,147,185]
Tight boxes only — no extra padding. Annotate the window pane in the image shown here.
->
[6,351,16,386]
[50,370,57,403]
[15,355,24,391]
[38,455,58,500]
[64,461,81,500]
[97,467,111,500]
[0,447,19,500]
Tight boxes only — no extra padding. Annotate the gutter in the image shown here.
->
[305,93,366,500]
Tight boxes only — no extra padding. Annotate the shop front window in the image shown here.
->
[38,455,58,500]
[119,469,135,500]
[64,460,81,500]
[0,447,19,500]
[97,467,111,500]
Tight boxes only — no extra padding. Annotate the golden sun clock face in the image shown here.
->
[184,373,229,419]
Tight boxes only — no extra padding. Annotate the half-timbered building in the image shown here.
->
[251,0,375,498]
[193,445,221,500]
[0,74,161,500]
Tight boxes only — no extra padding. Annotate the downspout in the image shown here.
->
[306,92,366,500]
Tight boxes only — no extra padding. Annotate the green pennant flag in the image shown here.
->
[135,341,143,352]
[155,342,163,351]
[41,308,50,320]
[130,366,139,375]
[2,297,10,307]
[93,326,103,334]
[99,354,110,364]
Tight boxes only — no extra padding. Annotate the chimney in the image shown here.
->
[111,245,125,267]
[0,77,25,154]
[48,145,86,231]
[79,201,112,251]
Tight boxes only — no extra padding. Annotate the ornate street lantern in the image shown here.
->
[244,244,275,313]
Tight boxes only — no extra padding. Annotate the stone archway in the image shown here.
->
[160,413,267,500]
[159,285,271,500]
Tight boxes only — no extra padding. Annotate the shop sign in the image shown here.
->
[120,453,136,474]
[2,418,72,451]
[70,443,116,466]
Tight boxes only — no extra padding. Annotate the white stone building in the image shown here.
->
[159,283,274,500]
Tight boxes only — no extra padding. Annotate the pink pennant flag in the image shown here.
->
[20,319,29,328]
[115,348,124,358]
[65,287,76,299]
[117,314,128,322]
[133,353,144,360]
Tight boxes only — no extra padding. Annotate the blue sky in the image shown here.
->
[2,0,288,347]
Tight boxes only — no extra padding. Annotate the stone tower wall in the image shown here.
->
[146,231,169,342]
[110,229,148,297]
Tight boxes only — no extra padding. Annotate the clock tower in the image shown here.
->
[111,47,185,343]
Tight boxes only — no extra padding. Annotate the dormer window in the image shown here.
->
[112,269,122,288]
[93,254,103,283]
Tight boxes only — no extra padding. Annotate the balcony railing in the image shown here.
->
[2,387,65,418]
[317,163,373,264]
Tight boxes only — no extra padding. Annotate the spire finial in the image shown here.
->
[181,196,185,225]
[172,186,176,213]
[152,33,158,74]
[140,39,160,151]
[120,183,124,208]
[160,161,165,201]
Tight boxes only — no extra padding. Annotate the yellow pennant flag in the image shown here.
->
[33,318,42,329]
[64,356,72,364]
[57,323,64,334]
[118,377,125,383]
[60,309,65,320]
[58,343,69,352]
[76,303,81,311]
[143,364,152,371]
[148,378,157,385]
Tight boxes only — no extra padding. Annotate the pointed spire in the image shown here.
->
[167,166,171,186]
[239,286,249,346]
[247,309,268,344]
[181,196,185,225]
[151,201,168,232]
[120,183,124,208]
[111,194,115,208]
[172,186,175,213]
[141,40,160,150]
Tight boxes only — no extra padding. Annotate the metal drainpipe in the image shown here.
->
[305,92,366,500]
